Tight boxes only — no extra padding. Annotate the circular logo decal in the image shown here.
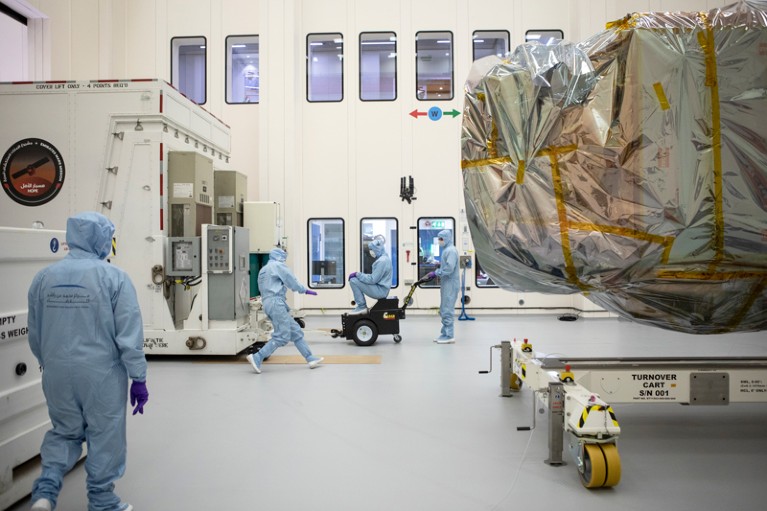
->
[1,138,66,206]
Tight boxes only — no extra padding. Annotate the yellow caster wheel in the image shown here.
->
[580,443,621,488]
[510,373,521,391]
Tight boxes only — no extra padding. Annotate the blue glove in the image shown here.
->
[130,380,149,415]
[348,272,357,280]
[306,290,318,296]
[425,271,437,280]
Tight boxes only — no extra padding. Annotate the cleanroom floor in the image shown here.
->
[10,313,767,511]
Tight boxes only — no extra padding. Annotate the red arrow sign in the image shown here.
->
[409,109,427,118]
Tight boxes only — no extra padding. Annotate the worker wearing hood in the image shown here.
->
[426,229,460,343]
[28,211,148,511]
[347,238,393,313]
[247,247,323,373]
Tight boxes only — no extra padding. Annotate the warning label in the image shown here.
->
[0,313,29,341]
[739,378,767,394]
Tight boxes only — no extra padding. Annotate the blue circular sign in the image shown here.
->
[428,107,443,121]
[50,237,59,253]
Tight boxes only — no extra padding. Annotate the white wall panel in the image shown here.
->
[465,0,515,44]
[127,0,161,79]
[0,12,27,81]
[519,0,574,43]
[220,0,260,204]
[36,0,71,79]
[578,0,609,42]
[70,0,99,79]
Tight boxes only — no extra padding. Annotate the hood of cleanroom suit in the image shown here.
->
[437,229,453,248]
[460,1,767,334]
[26,211,147,507]
[369,239,386,258]
[353,239,393,291]
[269,247,288,263]
[258,247,307,302]
[66,211,115,259]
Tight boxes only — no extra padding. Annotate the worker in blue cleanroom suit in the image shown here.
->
[247,248,322,373]
[426,229,460,344]
[27,212,148,511]
[347,238,393,313]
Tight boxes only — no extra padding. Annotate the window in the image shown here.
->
[226,35,259,104]
[525,29,564,45]
[475,256,497,288]
[171,36,207,104]
[359,32,397,101]
[417,217,455,288]
[360,218,398,287]
[415,31,453,101]
[472,30,509,61]
[308,218,344,288]
[307,33,343,102]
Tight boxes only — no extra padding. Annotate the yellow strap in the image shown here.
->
[730,279,767,330]
[460,156,512,169]
[515,160,526,185]
[656,270,767,280]
[487,120,499,159]
[653,82,670,110]
[697,26,725,270]
[605,13,638,31]
[547,151,586,290]
[568,222,674,264]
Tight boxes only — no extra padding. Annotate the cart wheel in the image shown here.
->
[393,334,402,343]
[352,320,378,346]
[580,443,621,488]
[294,318,305,328]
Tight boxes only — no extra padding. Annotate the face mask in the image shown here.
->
[439,240,445,247]
[369,250,376,257]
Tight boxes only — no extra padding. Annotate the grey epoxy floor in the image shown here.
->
[10,313,767,511]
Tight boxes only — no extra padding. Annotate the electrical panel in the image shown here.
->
[206,226,233,273]
[166,237,201,276]
[204,225,250,320]
[243,201,280,253]
[214,170,247,226]
[168,151,214,237]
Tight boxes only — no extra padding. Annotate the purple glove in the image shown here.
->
[130,380,149,415]
[348,272,357,280]
[425,271,437,280]
[306,290,318,296]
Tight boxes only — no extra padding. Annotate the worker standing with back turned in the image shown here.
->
[27,211,148,511]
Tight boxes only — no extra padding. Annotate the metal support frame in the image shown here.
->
[500,340,513,397]
[544,382,566,466]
